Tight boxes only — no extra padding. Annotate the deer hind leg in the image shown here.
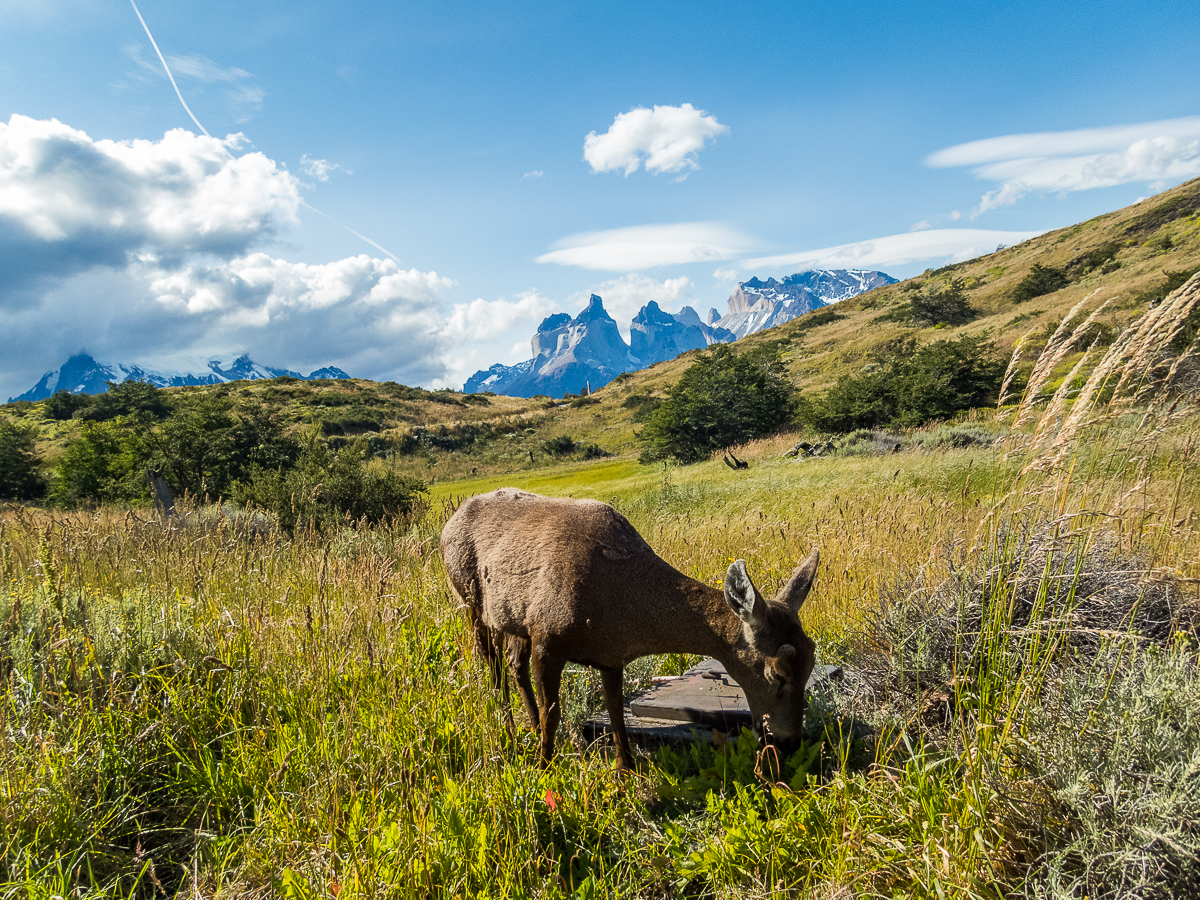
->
[530,649,565,767]
[468,608,516,734]
[506,635,539,729]
[599,666,635,772]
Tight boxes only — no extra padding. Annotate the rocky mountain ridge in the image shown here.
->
[464,269,893,398]
[720,269,898,339]
[11,353,350,402]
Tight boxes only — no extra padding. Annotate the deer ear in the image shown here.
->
[724,559,765,626]
[774,548,819,614]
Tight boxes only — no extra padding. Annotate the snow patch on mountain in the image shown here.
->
[10,353,350,402]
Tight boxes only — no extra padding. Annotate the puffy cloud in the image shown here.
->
[440,289,558,342]
[927,116,1200,214]
[741,228,1044,274]
[0,114,300,296]
[536,221,755,271]
[521,169,544,181]
[583,103,728,176]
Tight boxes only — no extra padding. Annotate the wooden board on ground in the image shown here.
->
[582,658,842,749]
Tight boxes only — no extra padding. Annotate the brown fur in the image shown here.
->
[441,488,819,770]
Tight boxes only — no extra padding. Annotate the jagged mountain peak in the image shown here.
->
[10,352,350,402]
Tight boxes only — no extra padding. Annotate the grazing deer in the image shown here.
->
[441,488,819,770]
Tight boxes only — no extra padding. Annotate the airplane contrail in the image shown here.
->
[128,0,402,264]
[129,0,210,138]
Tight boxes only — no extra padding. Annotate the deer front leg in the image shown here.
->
[531,650,565,767]
[599,666,635,772]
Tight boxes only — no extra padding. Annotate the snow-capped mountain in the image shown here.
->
[11,353,350,402]
[464,295,737,398]
[630,302,735,366]
[716,269,897,339]
[464,269,894,399]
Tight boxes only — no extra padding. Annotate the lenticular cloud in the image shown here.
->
[926,116,1200,214]
[583,103,728,176]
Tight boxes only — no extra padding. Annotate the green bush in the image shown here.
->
[234,434,425,531]
[50,420,148,506]
[42,389,90,421]
[909,279,977,326]
[75,380,170,422]
[802,335,1004,433]
[581,443,609,460]
[638,345,796,463]
[1012,264,1071,303]
[141,395,299,499]
[543,435,577,456]
[0,419,45,501]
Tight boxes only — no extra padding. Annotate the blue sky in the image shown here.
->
[2,0,1199,398]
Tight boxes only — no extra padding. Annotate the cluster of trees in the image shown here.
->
[1,382,424,528]
[799,335,1004,432]
[635,335,1005,463]
[638,345,797,463]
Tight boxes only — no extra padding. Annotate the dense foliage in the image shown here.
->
[638,345,796,463]
[801,334,1005,433]
[909,278,978,326]
[0,418,45,500]
[1012,263,1071,303]
[233,432,426,531]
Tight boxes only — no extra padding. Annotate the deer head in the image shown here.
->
[723,549,819,752]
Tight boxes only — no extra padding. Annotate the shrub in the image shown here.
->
[581,443,609,460]
[908,423,997,450]
[543,435,577,456]
[42,389,90,420]
[1012,264,1070,303]
[638,344,796,463]
[75,380,170,422]
[50,420,147,506]
[621,392,663,423]
[802,335,1004,433]
[234,434,426,531]
[909,278,977,326]
[140,396,299,499]
[0,419,45,501]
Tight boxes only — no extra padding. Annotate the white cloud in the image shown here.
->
[576,274,693,340]
[740,228,1044,274]
[300,154,346,181]
[521,169,544,181]
[0,114,300,291]
[536,221,755,271]
[440,289,557,342]
[927,116,1200,214]
[910,220,931,232]
[583,103,728,176]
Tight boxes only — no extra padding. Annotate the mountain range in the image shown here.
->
[464,268,895,398]
[10,353,349,402]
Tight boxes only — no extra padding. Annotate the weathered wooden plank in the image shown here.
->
[585,658,842,747]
